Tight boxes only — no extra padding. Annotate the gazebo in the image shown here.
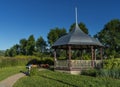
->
[52,8,103,74]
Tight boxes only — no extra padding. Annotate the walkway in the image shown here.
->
[0,73,25,87]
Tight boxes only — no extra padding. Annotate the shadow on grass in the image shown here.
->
[40,75,78,87]
[20,71,30,76]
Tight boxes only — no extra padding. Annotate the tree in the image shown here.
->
[0,50,5,56]
[94,19,120,58]
[12,44,20,56]
[26,35,35,55]
[5,49,10,56]
[69,22,89,34]
[19,38,27,55]
[36,36,47,53]
[4,44,20,57]
[47,27,67,46]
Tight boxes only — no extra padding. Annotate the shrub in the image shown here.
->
[0,57,34,68]
[81,69,98,77]
[97,68,120,79]
[103,58,120,69]
[42,58,54,65]
[0,57,54,68]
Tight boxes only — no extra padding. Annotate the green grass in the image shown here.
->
[0,66,25,81]
[14,69,120,87]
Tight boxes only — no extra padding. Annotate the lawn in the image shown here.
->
[0,66,25,81]
[14,69,120,87]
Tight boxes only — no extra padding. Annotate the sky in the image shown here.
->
[0,0,120,50]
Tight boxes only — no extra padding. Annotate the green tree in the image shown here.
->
[69,22,89,34]
[36,36,47,53]
[47,27,67,46]
[26,35,35,55]
[4,44,20,57]
[94,19,120,58]
[5,49,10,56]
[19,38,27,55]
[0,50,5,56]
[12,44,20,56]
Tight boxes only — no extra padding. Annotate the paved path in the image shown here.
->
[0,73,25,87]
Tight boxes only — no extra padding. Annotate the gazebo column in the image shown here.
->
[100,47,103,68]
[100,47,103,61]
[68,46,72,70]
[94,49,96,61]
[54,49,57,69]
[91,46,95,68]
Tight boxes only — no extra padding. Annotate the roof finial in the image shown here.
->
[75,7,78,27]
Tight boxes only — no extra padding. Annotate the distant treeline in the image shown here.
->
[4,19,120,58]
[0,50,5,56]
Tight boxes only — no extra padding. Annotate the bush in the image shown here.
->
[81,69,98,77]
[0,57,34,68]
[0,57,54,68]
[42,58,54,65]
[97,68,120,79]
[103,58,120,69]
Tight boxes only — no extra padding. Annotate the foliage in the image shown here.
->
[26,35,36,55]
[0,57,32,68]
[69,22,89,34]
[36,36,47,53]
[71,50,91,60]
[0,50,5,56]
[97,68,120,79]
[47,27,67,46]
[14,70,120,87]
[0,56,54,68]
[94,19,120,58]
[81,58,120,79]
[4,35,47,57]
[0,66,25,81]
[103,58,120,69]
[19,38,27,55]
[81,69,98,76]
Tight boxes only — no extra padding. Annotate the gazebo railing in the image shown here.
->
[71,60,92,69]
[55,60,102,69]
[56,60,69,68]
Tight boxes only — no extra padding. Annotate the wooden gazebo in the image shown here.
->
[52,8,103,74]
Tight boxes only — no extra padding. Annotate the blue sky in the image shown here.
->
[0,0,120,50]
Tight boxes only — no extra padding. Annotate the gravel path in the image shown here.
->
[0,73,25,87]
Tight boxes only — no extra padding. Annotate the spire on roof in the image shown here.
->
[75,7,78,27]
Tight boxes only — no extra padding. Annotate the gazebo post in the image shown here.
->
[91,46,94,68]
[100,47,103,61]
[54,49,57,69]
[68,46,72,70]
[95,49,96,61]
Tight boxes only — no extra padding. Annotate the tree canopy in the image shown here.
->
[5,35,47,57]
[36,36,47,52]
[94,19,120,58]
[47,27,67,46]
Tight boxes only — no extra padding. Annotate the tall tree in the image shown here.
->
[26,35,36,55]
[4,44,20,57]
[69,22,89,34]
[12,44,20,56]
[19,38,27,55]
[0,50,5,56]
[36,36,47,53]
[5,49,10,57]
[47,27,67,46]
[94,19,120,58]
